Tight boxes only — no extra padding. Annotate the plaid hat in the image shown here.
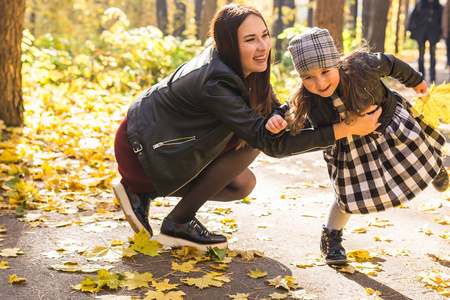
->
[288,27,341,76]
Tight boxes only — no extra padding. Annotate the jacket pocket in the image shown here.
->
[153,136,196,149]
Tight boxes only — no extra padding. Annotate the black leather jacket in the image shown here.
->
[126,46,337,196]
[275,52,423,139]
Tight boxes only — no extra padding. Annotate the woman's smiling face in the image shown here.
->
[237,14,272,77]
[301,67,340,98]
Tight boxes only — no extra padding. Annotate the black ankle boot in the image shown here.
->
[320,225,347,265]
[113,183,153,235]
[432,166,449,192]
[158,217,228,251]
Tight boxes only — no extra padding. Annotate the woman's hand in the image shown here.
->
[413,80,427,95]
[266,115,287,134]
[333,105,382,139]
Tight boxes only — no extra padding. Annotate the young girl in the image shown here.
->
[266,27,448,265]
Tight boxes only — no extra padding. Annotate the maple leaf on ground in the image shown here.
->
[207,246,227,261]
[95,269,124,291]
[151,279,179,292]
[128,230,161,256]
[294,256,324,268]
[367,217,393,227]
[228,293,250,299]
[210,263,228,271]
[381,246,410,257]
[143,290,186,300]
[365,287,381,296]
[180,274,225,289]
[171,261,199,273]
[268,292,287,299]
[347,249,376,261]
[267,275,299,291]
[0,261,9,269]
[247,269,267,278]
[227,249,265,260]
[8,274,27,284]
[416,270,450,296]
[120,271,154,290]
[51,261,114,273]
[172,246,207,261]
[83,246,125,263]
[0,247,24,257]
[288,289,318,299]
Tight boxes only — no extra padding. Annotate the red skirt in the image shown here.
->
[114,117,239,194]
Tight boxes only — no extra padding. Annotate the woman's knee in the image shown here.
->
[235,169,256,199]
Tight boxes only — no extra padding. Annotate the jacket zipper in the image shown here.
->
[153,136,196,149]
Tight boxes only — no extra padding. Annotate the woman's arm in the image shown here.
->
[333,105,382,139]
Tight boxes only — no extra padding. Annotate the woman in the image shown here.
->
[113,4,382,251]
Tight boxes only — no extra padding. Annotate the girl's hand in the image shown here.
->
[413,80,427,95]
[266,115,287,134]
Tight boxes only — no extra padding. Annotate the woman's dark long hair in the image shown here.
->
[210,4,279,147]
[286,42,374,135]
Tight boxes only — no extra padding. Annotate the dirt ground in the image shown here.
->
[0,48,449,300]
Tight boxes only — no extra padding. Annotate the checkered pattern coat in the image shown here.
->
[324,96,444,214]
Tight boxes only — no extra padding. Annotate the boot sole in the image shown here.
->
[113,183,149,234]
[158,233,228,252]
[325,258,348,265]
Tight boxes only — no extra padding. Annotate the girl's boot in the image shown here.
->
[320,225,348,265]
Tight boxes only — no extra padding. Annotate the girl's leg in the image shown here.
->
[321,198,351,265]
[325,200,351,231]
[167,146,260,224]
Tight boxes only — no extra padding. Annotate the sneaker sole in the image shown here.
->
[158,233,228,252]
[113,183,149,234]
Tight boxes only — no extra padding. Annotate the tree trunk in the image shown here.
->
[348,0,358,40]
[366,0,391,52]
[314,0,345,49]
[404,0,411,39]
[307,0,314,28]
[156,0,168,35]
[199,0,216,43]
[362,0,371,39]
[0,0,25,127]
[395,0,402,53]
[173,0,186,37]
[195,0,202,40]
[272,0,296,61]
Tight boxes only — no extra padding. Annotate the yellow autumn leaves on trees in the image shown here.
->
[412,82,450,129]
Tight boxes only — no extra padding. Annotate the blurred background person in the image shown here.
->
[407,0,443,83]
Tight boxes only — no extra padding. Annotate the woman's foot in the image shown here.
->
[432,166,449,192]
[113,183,153,235]
[320,225,348,265]
[158,217,228,251]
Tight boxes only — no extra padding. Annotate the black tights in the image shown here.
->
[166,146,260,224]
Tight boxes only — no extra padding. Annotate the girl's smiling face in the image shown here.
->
[301,67,340,98]
[238,14,272,77]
